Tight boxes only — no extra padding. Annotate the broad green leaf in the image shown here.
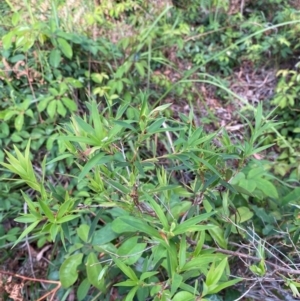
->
[282,187,300,205]
[206,278,242,295]
[61,97,77,111]
[113,257,138,281]
[140,271,158,281]
[92,223,118,245]
[206,258,228,287]
[57,101,67,117]
[182,254,225,271]
[146,196,168,229]
[117,237,146,265]
[173,212,216,235]
[14,214,40,223]
[14,114,24,131]
[60,253,83,288]
[112,217,140,233]
[117,216,162,240]
[47,100,57,118]
[172,291,195,301]
[39,200,54,221]
[57,38,73,59]
[57,214,80,223]
[255,179,278,198]
[208,227,227,249]
[86,252,105,291]
[78,153,113,182]
[77,278,90,301]
[234,207,253,223]
[49,49,61,68]
[77,224,90,243]
[239,178,256,193]
[171,273,183,296]
[2,31,14,49]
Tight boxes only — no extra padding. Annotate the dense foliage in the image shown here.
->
[1,0,300,300]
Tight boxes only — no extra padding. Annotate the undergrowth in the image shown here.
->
[1,0,300,300]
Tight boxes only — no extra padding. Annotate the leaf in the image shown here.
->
[78,154,113,182]
[60,253,83,288]
[57,38,73,59]
[113,257,138,281]
[239,178,256,193]
[255,179,278,198]
[56,101,67,117]
[172,291,195,301]
[49,49,61,68]
[234,207,253,223]
[12,220,40,248]
[208,227,227,249]
[182,254,225,271]
[77,278,90,301]
[92,223,119,245]
[112,217,139,233]
[171,273,183,296]
[61,97,77,111]
[117,237,147,265]
[173,212,216,235]
[206,258,228,287]
[77,224,90,243]
[86,252,105,291]
[47,100,57,118]
[282,187,300,205]
[14,114,24,131]
[117,216,162,240]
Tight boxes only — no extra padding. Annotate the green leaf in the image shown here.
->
[60,253,83,288]
[124,286,139,301]
[14,114,24,131]
[57,38,73,59]
[61,97,77,111]
[282,187,300,205]
[239,178,256,193]
[173,212,216,235]
[172,291,195,301]
[78,153,113,182]
[77,278,90,301]
[47,100,57,118]
[92,223,119,245]
[77,224,90,243]
[182,254,225,271]
[117,216,162,240]
[208,227,227,249]
[234,207,253,223]
[171,273,183,296]
[49,49,61,68]
[206,258,228,287]
[57,214,80,223]
[57,101,67,117]
[12,220,39,248]
[206,278,242,295]
[39,200,54,221]
[255,179,278,198]
[86,252,105,291]
[2,31,14,49]
[117,237,146,265]
[113,257,138,281]
[112,216,139,233]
